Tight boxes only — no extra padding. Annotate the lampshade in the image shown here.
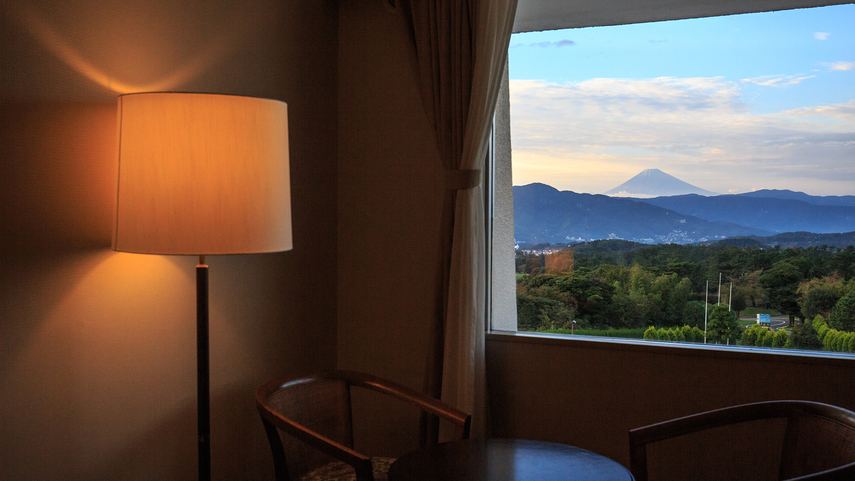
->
[113,92,292,255]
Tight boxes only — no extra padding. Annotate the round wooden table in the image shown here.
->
[387,438,635,481]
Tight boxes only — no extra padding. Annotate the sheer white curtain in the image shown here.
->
[404,0,517,439]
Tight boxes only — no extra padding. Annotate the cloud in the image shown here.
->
[822,61,855,71]
[509,78,855,195]
[511,39,575,48]
[814,32,831,40]
[779,101,855,122]
[740,75,815,87]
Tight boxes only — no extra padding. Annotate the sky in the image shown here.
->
[508,4,855,196]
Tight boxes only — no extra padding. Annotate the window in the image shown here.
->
[490,4,855,356]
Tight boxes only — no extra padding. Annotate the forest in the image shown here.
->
[515,241,855,352]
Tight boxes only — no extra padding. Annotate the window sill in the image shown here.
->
[486,330,855,367]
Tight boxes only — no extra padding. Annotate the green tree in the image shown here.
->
[760,260,804,326]
[515,291,574,331]
[736,270,766,308]
[772,328,789,348]
[823,329,839,351]
[831,246,855,280]
[680,325,693,342]
[829,292,855,332]
[833,331,848,352]
[691,326,705,342]
[643,326,657,340]
[814,316,831,342]
[759,329,774,347]
[729,289,748,320]
[789,320,823,350]
[683,301,706,329]
[797,275,843,320]
[741,324,765,347]
[706,305,740,344]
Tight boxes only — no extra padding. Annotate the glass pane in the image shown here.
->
[502,5,855,355]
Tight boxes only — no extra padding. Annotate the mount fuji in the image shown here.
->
[604,168,718,197]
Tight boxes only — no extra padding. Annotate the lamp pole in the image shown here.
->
[197,256,211,481]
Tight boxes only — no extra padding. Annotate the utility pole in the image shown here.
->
[704,280,709,344]
[729,281,733,312]
[718,273,722,305]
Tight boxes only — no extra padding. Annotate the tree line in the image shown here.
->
[516,242,855,350]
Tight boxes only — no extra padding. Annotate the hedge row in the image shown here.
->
[643,325,705,343]
[815,316,855,353]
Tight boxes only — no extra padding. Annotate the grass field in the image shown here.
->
[538,327,647,338]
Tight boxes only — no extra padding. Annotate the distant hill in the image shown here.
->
[713,231,855,249]
[524,233,855,252]
[604,168,718,197]
[737,189,855,207]
[639,194,855,234]
[562,239,650,254]
[513,183,770,245]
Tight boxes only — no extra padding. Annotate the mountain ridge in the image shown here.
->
[514,183,771,245]
[736,189,855,207]
[513,182,855,246]
[639,193,855,234]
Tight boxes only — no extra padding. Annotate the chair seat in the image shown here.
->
[297,457,396,481]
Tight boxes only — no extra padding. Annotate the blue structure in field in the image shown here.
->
[757,314,771,325]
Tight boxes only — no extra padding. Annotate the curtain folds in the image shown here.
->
[404,0,517,439]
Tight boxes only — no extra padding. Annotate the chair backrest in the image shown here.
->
[629,400,855,481]
[778,403,855,480]
[261,375,355,479]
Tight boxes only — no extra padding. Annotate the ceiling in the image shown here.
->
[513,0,853,32]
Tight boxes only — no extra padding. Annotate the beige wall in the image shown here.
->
[487,333,855,473]
[0,1,338,479]
[336,0,446,457]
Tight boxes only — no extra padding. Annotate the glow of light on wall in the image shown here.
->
[3,251,197,464]
[8,1,254,94]
[8,251,265,426]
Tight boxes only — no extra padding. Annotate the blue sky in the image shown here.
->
[508,4,855,196]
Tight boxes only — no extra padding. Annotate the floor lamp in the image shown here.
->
[112,92,292,481]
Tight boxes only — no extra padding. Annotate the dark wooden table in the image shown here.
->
[387,438,634,481]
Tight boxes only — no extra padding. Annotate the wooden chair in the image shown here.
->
[256,370,471,481]
[629,400,855,481]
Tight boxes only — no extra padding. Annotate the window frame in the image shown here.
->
[486,7,855,363]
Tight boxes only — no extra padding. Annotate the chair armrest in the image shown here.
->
[338,370,472,440]
[784,462,855,481]
[257,401,374,478]
[630,401,850,447]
